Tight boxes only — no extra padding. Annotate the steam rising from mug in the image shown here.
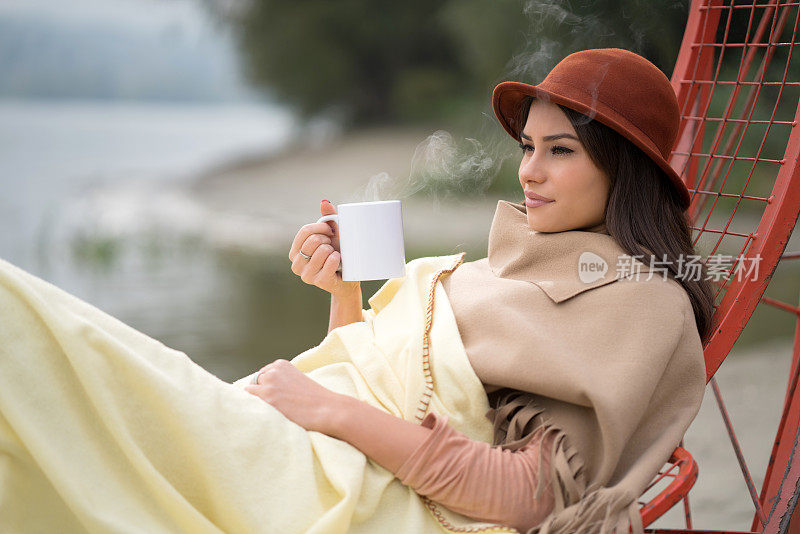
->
[344,1,655,206]
[349,131,500,205]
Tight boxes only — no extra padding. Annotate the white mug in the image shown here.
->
[317,200,406,281]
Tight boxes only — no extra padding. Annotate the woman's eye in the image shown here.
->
[517,143,573,156]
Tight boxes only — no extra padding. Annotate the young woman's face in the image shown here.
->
[518,99,611,233]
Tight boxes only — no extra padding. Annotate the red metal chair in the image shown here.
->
[640,447,699,528]
[637,0,800,531]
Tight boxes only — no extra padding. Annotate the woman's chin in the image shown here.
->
[526,214,559,233]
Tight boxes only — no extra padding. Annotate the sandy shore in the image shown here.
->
[184,123,800,259]
[185,125,504,255]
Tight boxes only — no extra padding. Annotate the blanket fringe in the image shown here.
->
[486,388,644,534]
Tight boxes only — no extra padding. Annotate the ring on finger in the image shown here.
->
[298,250,312,260]
[251,371,264,385]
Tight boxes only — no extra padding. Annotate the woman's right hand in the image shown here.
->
[289,200,361,298]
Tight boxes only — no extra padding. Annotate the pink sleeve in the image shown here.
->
[394,411,555,532]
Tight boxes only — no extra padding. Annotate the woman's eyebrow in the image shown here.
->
[519,132,579,142]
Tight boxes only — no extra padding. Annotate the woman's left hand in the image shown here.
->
[244,359,343,435]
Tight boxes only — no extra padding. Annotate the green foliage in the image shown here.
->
[210,0,690,129]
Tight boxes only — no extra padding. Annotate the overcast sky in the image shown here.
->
[0,0,255,101]
[0,0,210,33]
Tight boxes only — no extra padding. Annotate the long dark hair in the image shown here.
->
[515,96,716,344]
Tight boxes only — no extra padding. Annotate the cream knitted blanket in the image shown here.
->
[0,252,523,533]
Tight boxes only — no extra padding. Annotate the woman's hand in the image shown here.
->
[245,360,435,477]
[288,201,361,299]
[244,359,343,434]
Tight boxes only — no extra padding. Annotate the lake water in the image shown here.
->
[0,97,335,380]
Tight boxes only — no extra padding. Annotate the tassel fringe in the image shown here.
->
[485,389,644,534]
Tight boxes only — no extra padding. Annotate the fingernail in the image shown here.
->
[321,199,330,204]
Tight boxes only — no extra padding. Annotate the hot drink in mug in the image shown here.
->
[316,200,406,282]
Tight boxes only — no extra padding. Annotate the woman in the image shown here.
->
[276,48,713,532]
[0,48,711,534]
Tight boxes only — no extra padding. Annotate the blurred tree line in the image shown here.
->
[204,0,796,206]
[206,0,690,132]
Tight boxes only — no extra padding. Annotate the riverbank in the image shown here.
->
[185,124,504,257]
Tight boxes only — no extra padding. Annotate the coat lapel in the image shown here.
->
[487,200,651,304]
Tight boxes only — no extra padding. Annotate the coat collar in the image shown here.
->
[487,200,650,303]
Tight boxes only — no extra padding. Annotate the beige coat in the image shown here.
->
[440,200,706,533]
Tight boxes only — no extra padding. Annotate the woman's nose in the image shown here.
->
[519,154,546,184]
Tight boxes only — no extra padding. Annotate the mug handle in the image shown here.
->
[316,214,342,272]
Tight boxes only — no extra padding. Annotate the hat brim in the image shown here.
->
[492,81,691,211]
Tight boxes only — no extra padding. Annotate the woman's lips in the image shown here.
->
[525,198,552,207]
[524,194,554,208]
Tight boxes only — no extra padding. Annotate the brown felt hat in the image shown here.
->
[492,48,691,210]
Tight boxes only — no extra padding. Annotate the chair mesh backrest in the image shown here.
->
[669,0,800,381]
